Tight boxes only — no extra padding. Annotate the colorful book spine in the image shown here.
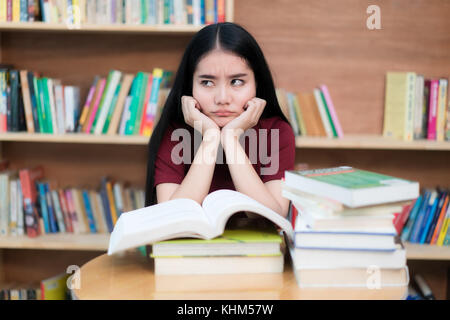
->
[430,195,449,244]
[141,68,164,136]
[94,70,122,135]
[138,74,154,136]
[426,79,439,140]
[319,84,344,138]
[313,88,333,138]
[437,204,450,246]
[82,190,97,233]
[100,188,114,233]
[65,189,79,234]
[426,193,448,244]
[58,189,73,233]
[27,72,40,133]
[85,78,106,133]
[125,72,144,135]
[51,189,66,233]
[409,191,431,243]
[77,76,99,132]
[44,183,58,233]
[102,83,122,134]
[319,89,337,137]
[37,183,50,234]
[400,195,423,242]
[132,72,149,135]
[421,192,443,244]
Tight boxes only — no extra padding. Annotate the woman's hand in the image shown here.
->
[221,97,266,144]
[181,96,220,137]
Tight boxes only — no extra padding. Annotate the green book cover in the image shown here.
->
[102,83,122,134]
[133,72,149,135]
[291,166,413,190]
[41,78,53,134]
[125,72,144,135]
[90,70,113,134]
[320,89,337,137]
[141,0,148,24]
[34,77,45,133]
[154,228,282,245]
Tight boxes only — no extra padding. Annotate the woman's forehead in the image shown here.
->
[194,50,252,75]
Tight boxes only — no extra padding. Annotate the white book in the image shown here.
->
[107,189,294,255]
[16,179,24,236]
[94,192,108,234]
[413,75,425,139]
[193,0,201,25]
[119,96,132,135]
[54,83,66,134]
[9,179,18,236]
[313,88,333,138]
[154,255,284,275]
[291,243,406,269]
[295,217,397,251]
[71,188,87,234]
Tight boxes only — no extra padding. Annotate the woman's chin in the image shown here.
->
[214,117,236,128]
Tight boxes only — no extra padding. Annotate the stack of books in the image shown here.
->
[151,227,284,276]
[282,166,419,290]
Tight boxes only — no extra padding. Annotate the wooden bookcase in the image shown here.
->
[0,0,449,299]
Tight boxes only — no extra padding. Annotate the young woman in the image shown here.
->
[144,22,295,217]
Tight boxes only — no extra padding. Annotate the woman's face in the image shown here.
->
[192,49,257,128]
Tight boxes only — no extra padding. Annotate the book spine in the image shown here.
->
[9,179,18,236]
[125,72,144,135]
[19,71,35,133]
[94,70,122,135]
[91,71,113,133]
[319,88,337,137]
[41,78,53,134]
[409,191,431,243]
[141,68,163,136]
[404,72,416,141]
[293,93,306,136]
[82,190,97,233]
[16,179,24,236]
[138,74,154,135]
[51,189,66,233]
[437,204,450,246]
[106,180,119,225]
[85,78,106,133]
[436,79,448,141]
[100,188,114,233]
[400,195,423,242]
[286,93,300,136]
[37,182,50,234]
[47,79,59,135]
[418,191,438,244]
[425,192,447,244]
[0,0,6,22]
[0,70,7,132]
[102,82,122,134]
[427,79,439,140]
[132,72,148,135]
[65,189,80,234]
[313,88,333,138]
[54,84,66,134]
[58,189,73,233]
[430,195,449,244]
[413,75,425,139]
[27,72,40,133]
[320,84,344,138]
[44,183,59,233]
[34,77,46,133]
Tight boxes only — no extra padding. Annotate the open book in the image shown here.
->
[107,190,294,255]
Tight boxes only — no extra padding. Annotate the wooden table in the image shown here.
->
[72,250,407,300]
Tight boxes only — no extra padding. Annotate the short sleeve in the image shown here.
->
[260,118,296,183]
[153,123,186,187]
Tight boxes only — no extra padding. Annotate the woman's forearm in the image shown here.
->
[222,135,284,216]
[169,131,220,204]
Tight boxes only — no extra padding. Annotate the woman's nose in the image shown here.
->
[214,85,231,105]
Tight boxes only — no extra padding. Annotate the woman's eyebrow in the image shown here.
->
[197,73,248,79]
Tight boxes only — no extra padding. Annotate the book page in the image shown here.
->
[108,198,212,255]
[202,190,294,242]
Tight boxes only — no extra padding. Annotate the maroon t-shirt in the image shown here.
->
[154,116,295,193]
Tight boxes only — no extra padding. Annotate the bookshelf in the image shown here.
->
[0,0,449,299]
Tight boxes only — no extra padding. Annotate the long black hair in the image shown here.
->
[144,22,289,206]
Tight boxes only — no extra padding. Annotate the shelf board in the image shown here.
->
[0,132,149,145]
[0,234,448,260]
[405,243,450,261]
[1,133,450,150]
[295,135,450,151]
[0,233,109,251]
[0,22,204,34]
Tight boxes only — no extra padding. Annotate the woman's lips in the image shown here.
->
[213,111,235,117]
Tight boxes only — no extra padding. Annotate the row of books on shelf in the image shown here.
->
[383,72,450,142]
[1,272,71,300]
[0,65,172,135]
[0,161,145,238]
[0,0,229,26]
[276,85,344,138]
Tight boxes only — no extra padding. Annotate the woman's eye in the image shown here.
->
[231,79,244,86]
[201,80,213,87]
